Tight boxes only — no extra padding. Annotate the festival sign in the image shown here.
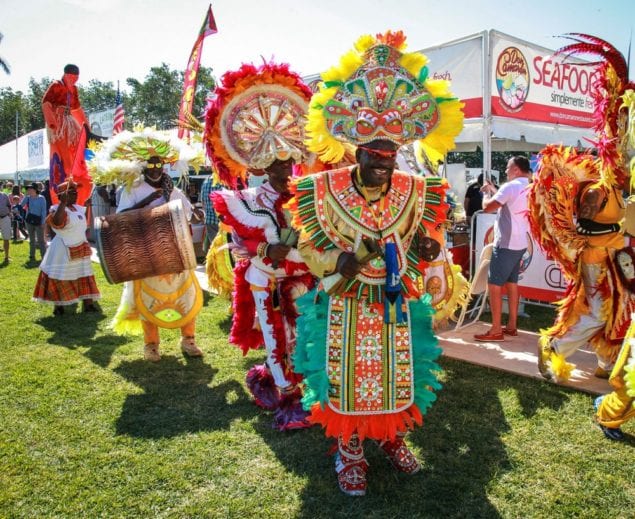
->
[420,35,484,119]
[27,130,44,168]
[490,32,598,128]
[473,212,567,303]
[88,109,115,138]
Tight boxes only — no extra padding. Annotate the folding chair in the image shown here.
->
[454,243,493,330]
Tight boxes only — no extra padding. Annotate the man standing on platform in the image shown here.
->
[473,156,531,342]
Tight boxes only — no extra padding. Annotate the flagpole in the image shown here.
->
[14,110,18,185]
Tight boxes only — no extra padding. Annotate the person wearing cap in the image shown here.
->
[42,64,91,206]
[33,179,100,315]
[22,182,48,262]
[288,30,464,496]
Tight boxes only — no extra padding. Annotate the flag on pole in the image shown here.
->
[177,4,218,139]
[113,87,125,135]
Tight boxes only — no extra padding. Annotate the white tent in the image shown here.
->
[0,128,49,182]
[420,29,597,171]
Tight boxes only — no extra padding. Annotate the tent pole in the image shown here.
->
[14,111,18,185]
[482,30,492,177]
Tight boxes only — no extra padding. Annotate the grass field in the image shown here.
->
[1,240,634,518]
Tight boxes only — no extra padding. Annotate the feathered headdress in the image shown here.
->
[557,33,635,187]
[204,61,313,188]
[305,30,464,165]
[87,126,204,190]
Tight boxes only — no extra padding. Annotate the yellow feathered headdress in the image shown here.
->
[305,30,464,165]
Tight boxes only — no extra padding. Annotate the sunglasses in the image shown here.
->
[146,162,164,169]
[358,145,399,159]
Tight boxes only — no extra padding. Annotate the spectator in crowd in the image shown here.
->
[11,195,28,241]
[22,183,48,262]
[0,190,11,264]
[200,175,221,254]
[474,156,532,342]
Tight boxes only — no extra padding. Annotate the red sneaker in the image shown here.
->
[335,435,368,496]
[378,435,421,475]
[474,330,504,342]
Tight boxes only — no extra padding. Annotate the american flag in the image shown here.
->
[113,88,124,135]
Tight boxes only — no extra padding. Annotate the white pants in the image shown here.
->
[551,263,611,369]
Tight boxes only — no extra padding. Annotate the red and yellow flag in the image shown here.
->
[178,4,218,139]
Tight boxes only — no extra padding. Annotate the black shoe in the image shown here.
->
[53,306,65,316]
[82,303,99,313]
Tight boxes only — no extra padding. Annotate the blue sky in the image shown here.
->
[1,0,632,93]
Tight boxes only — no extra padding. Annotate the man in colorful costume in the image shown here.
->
[288,30,464,495]
[88,128,205,361]
[204,62,317,431]
[529,35,635,382]
[41,64,92,206]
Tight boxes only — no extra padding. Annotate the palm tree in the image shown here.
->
[0,33,10,74]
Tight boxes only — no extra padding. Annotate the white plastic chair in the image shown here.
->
[454,243,493,330]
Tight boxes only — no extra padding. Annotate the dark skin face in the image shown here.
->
[355,140,399,187]
[265,158,294,194]
[143,157,165,184]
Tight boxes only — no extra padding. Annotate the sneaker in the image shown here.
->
[378,435,421,475]
[474,330,504,342]
[594,396,624,441]
[180,336,203,357]
[335,436,368,496]
[144,343,161,362]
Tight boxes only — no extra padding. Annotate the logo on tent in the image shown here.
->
[495,46,530,113]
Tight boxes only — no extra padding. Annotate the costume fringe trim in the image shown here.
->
[294,290,442,441]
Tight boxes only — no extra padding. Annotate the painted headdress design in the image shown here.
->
[204,62,313,188]
[306,30,464,164]
[88,126,204,190]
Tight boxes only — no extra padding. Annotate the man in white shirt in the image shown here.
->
[474,156,532,342]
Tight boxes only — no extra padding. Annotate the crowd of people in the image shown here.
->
[4,29,634,497]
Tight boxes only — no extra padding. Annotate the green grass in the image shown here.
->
[1,240,634,518]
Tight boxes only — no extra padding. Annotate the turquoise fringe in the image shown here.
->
[294,290,443,414]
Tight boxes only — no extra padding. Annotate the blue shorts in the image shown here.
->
[488,247,526,286]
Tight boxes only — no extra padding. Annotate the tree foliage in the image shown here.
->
[0,64,216,145]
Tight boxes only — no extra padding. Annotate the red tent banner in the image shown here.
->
[177,4,218,139]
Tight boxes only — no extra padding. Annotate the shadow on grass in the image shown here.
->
[37,308,129,366]
[114,356,252,438]
[251,358,571,519]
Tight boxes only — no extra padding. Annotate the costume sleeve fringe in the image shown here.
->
[229,260,264,354]
[205,226,234,299]
[289,174,337,252]
[110,282,143,336]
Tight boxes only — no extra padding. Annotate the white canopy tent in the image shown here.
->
[0,128,49,182]
[420,29,597,168]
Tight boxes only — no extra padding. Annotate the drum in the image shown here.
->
[95,199,197,284]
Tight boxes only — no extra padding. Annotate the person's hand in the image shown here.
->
[480,181,496,196]
[145,190,163,204]
[418,237,441,262]
[266,244,291,263]
[336,252,363,279]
